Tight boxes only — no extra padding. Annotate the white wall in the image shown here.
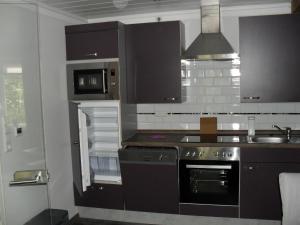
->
[38,7,85,219]
[0,4,49,225]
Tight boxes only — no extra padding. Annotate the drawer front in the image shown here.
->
[180,204,239,218]
[74,183,124,209]
[241,148,300,163]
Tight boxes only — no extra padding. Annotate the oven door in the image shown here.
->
[180,160,239,205]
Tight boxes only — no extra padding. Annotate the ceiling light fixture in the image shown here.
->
[113,0,129,9]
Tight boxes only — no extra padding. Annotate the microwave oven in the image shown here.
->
[67,60,119,100]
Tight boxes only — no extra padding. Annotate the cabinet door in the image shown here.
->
[240,162,300,220]
[68,102,83,196]
[240,14,300,102]
[66,29,119,60]
[74,183,124,209]
[126,21,184,103]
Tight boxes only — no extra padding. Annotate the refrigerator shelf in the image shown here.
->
[91,131,119,138]
[88,125,118,132]
[90,135,119,142]
[88,111,118,118]
[89,142,120,152]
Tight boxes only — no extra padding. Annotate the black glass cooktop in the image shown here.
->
[181,135,247,143]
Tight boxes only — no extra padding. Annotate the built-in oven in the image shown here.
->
[179,147,240,215]
[67,59,119,100]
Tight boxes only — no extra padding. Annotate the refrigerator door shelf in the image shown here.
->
[78,109,91,192]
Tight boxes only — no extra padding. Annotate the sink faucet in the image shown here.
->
[272,125,292,141]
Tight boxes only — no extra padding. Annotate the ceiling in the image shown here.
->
[34,0,290,19]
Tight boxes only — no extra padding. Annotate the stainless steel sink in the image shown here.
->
[250,136,288,144]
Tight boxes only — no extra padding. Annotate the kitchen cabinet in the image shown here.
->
[125,21,185,103]
[119,147,179,214]
[240,14,300,102]
[73,183,124,209]
[65,22,122,60]
[240,148,300,220]
[292,0,300,13]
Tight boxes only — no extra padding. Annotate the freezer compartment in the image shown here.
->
[90,151,121,184]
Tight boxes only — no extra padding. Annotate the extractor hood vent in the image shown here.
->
[183,4,238,61]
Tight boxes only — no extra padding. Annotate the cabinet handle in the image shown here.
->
[243,96,260,100]
[73,141,79,145]
[164,97,177,102]
[86,52,98,57]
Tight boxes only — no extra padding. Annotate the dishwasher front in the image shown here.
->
[119,146,179,214]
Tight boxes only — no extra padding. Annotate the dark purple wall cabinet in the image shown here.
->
[65,22,121,60]
[125,21,185,103]
[240,14,300,102]
[240,148,300,220]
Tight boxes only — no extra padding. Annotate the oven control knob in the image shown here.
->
[192,152,196,157]
[222,152,226,158]
[227,153,233,157]
[185,151,190,157]
[199,151,203,157]
[215,152,220,157]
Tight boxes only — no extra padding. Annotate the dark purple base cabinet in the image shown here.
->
[240,148,300,220]
[74,183,124,210]
[180,204,239,218]
[121,163,179,214]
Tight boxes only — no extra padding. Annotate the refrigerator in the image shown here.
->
[76,100,122,192]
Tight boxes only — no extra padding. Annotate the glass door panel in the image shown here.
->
[0,3,52,225]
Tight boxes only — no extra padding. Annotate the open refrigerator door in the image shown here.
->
[77,100,122,192]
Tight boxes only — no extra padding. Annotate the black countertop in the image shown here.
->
[122,130,300,149]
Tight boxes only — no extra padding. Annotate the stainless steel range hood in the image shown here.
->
[183,4,238,61]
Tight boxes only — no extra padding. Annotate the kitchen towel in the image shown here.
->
[279,173,300,225]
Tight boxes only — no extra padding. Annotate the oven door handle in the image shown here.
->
[102,70,107,93]
[186,165,232,170]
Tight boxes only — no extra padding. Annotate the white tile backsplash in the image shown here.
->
[137,61,300,130]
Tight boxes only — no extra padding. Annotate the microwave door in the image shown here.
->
[78,108,91,192]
